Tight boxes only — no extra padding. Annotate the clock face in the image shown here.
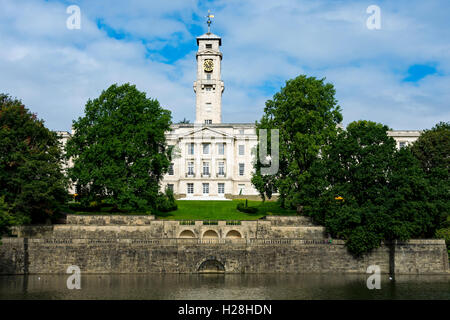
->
[203,59,214,72]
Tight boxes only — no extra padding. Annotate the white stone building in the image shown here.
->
[162,30,259,199]
[57,24,422,199]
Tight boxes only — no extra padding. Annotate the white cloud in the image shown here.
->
[0,0,448,131]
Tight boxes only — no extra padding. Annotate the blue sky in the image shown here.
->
[0,0,449,131]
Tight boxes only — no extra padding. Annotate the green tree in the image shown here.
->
[410,122,450,223]
[66,84,173,212]
[251,75,342,210]
[319,121,438,256]
[411,122,450,255]
[0,94,68,224]
[0,196,14,236]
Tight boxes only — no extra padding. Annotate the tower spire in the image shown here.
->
[206,10,214,33]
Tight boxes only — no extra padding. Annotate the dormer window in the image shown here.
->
[206,44,212,49]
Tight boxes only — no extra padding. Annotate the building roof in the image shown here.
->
[196,32,222,45]
[171,123,255,128]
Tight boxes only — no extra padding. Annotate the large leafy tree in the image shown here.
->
[318,121,438,256]
[0,94,68,225]
[66,83,173,212]
[411,122,449,224]
[411,122,450,256]
[252,75,342,210]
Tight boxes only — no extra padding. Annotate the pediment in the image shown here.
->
[180,127,234,140]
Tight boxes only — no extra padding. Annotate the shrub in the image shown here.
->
[236,202,258,214]
[436,216,450,260]
[68,202,84,211]
[0,196,15,236]
[156,189,177,212]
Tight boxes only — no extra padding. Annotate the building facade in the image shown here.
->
[161,30,259,199]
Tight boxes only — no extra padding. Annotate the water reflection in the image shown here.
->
[0,274,449,300]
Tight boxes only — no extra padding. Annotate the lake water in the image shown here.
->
[0,274,449,300]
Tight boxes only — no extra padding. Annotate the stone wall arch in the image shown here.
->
[202,230,219,238]
[197,257,225,273]
[225,230,242,238]
[179,230,196,238]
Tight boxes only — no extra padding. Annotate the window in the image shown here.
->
[203,143,210,154]
[399,141,406,148]
[238,145,245,155]
[218,183,225,194]
[168,163,174,175]
[239,163,244,176]
[218,161,225,175]
[203,162,210,175]
[206,43,212,49]
[205,102,212,112]
[188,143,194,155]
[204,119,212,124]
[187,161,194,175]
[239,129,244,135]
[167,184,174,192]
[218,143,225,155]
[238,184,245,195]
[206,73,211,80]
[202,183,209,194]
[205,86,212,91]
[187,183,194,194]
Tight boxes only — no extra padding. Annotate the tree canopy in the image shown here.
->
[65,83,173,212]
[411,122,450,255]
[317,121,438,255]
[0,94,68,226]
[251,75,343,209]
[251,75,444,256]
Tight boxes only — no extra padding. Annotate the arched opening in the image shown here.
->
[225,230,242,238]
[179,230,196,238]
[198,259,225,273]
[203,230,219,238]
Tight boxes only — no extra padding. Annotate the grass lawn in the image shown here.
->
[155,200,296,220]
[71,200,296,220]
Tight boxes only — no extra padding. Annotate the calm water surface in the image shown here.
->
[0,274,449,300]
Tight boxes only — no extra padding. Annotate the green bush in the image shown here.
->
[0,196,15,236]
[68,202,84,211]
[236,202,258,214]
[69,201,119,213]
[436,224,450,261]
[156,189,177,213]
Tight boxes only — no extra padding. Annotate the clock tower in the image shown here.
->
[194,12,224,124]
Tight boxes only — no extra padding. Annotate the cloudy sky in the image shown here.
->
[1,0,449,131]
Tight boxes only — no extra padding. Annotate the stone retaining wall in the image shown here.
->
[2,216,447,275]
[0,238,448,275]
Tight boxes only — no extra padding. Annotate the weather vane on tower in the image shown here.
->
[206,10,214,33]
